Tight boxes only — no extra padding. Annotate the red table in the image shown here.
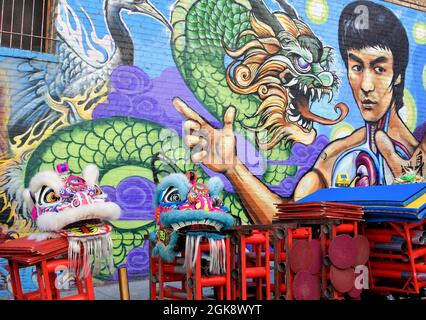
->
[0,237,95,300]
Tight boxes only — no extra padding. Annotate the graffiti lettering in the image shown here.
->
[401,152,424,176]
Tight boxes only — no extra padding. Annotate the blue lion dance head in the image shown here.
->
[151,172,235,274]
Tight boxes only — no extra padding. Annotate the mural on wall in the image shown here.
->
[0,0,425,297]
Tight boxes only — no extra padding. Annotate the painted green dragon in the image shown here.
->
[16,0,347,271]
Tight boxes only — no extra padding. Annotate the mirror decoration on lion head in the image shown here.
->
[23,162,121,275]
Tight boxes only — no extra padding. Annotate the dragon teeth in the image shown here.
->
[288,109,297,116]
[317,88,322,100]
[289,92,295,99]
[214,223,223,231]
[328,90,334,103]
[285,78,298,87]
[170,219,225,231]
[287,104,299,117]
[296,118,312,130]
[289,114,300,122]
[303,120,310,129]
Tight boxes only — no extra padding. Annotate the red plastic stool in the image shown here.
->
[232,230,271,300]
[7,260,47,300]
[149,242,188,300]
[272,226,312,299]
[151,258,187,300]
[189,238,231,300]
[7,248,68,300]
[8,257,95,300]
[149,237,231,300]
[42,258,95,300]
[322,221,360,300]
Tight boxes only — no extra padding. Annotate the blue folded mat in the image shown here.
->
[364,213,426,223]
[363,203,426,214]
[296,183,426,222]
[364,209,426,222]
[297,183,426,206]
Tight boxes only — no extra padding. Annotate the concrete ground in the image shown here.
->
[4,277,416,300]
[91,279,213,300]
[93,279,150,300]
[1,278,152,300]
[56,278,151,300]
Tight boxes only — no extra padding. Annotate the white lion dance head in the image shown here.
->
[23,162,121,275]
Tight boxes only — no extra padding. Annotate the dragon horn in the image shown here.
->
[274,0,299,19]
[248,0,285,35]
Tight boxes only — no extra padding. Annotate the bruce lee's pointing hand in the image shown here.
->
[172,97,238,174]
[173,97,285,224]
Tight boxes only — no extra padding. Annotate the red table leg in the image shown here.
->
[40,260,53,300]
[10,261,24,300]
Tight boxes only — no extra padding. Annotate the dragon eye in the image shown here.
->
[37,186,61,206]
[295,56,311,72]
[161,186,181,204]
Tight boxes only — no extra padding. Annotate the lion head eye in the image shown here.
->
[37,186,61,206]
[161,186,181,204]
[94,185,103,196]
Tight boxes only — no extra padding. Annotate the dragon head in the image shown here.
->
[226,0,348,149]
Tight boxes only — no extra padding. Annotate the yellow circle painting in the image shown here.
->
[413,21,426,44]
[402,88,417,132]
[306,0,329,25]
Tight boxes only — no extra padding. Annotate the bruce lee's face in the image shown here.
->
[347,47,400,123]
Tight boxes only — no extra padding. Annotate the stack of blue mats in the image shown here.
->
[296,183,426,223]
